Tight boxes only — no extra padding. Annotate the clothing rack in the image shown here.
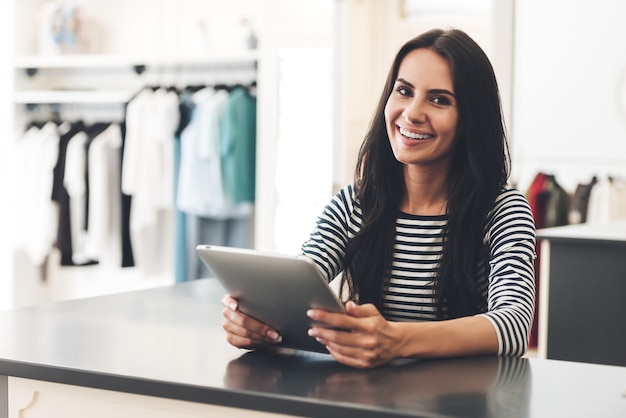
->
[16,75,258,277]
[20,80,257,125]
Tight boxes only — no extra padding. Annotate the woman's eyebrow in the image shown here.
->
[396,78,414,88]
[429,88,456,99]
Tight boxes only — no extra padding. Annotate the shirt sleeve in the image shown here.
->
[480,189,537,356]
[300,185,359,282]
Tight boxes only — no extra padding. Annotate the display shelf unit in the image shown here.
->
[14,90,134,104]
[13,52,259,104]
[14,51,258,71]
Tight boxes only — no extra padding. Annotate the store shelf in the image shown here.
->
[14,90,134,104]
[14,52,259,71]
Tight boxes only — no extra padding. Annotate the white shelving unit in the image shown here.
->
[14,52,258,70]
[6,3,271,308]
[14,90,134,104]
[13,52,258,104]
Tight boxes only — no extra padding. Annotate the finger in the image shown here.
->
[223,319,268,348]
[223,308,280,342]
[309,327,384,368]
[308,325,367,349]
[325,344,379,369]
[307,309,357,330]
[345,301,380,318]
[221,294,239,312]
[222,308,264,339]
[222,307,282,343]
[308,306,381,334]
[221,296,280,340]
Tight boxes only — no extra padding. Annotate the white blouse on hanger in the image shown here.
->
[586,176,626,224]
[121,88,180,275]
[14,122,60,266]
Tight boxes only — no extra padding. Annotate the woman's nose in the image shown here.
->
[402,98,426,124]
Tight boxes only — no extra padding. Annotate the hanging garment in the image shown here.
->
[587,176,626,223]
[14,122,60,267]
[176,88,230,217]
[221,86,257,204]
[543,175,570,228]
[176,87,256,280]
[173,91,195,283]
[527,172,570,230]
[52,121,86,266]
[121,88,180,276]
[119,121,134,268]
[569,176,597,224]
[83,123,123,268]
[64,130,91,265]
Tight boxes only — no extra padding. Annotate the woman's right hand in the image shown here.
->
[221,295,283,349]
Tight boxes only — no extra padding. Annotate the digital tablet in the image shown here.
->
[196,245,346,353]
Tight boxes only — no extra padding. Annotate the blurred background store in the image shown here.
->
[0,0,624,320]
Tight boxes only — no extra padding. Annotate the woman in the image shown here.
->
[222,28,536,369]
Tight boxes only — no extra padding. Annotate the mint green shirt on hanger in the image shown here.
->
[220,86,256,204]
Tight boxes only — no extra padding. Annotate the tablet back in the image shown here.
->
[196,245,345,353]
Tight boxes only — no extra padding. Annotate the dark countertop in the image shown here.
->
[0,278,625,417]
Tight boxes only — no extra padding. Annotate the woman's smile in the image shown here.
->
[397,126,434,141]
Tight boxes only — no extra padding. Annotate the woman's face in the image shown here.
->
[385,48,459,170]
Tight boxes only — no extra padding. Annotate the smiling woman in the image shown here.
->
[222,28,536,369]
[385,48,459,187]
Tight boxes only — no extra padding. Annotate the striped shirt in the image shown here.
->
[301,185,536,356]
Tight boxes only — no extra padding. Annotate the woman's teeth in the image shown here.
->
[399,127,433,140]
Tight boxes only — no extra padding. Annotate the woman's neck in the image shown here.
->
[400,166,448,216]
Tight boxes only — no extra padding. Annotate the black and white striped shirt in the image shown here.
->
[301,185,536,356]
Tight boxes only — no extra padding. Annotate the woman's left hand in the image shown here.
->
[307,301,403,369]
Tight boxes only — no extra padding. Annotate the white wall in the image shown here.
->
[0,1,15,310]
[511,0,626,192]
[13,0,269,56]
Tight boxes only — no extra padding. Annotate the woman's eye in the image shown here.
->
[396,86,411,96]
[431,96,451,105]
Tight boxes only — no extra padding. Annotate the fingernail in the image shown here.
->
[229,302,238,311]
[267,330,281,341]
[307,309,317,319]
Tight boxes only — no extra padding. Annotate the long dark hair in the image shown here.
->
[341,28,510,319]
